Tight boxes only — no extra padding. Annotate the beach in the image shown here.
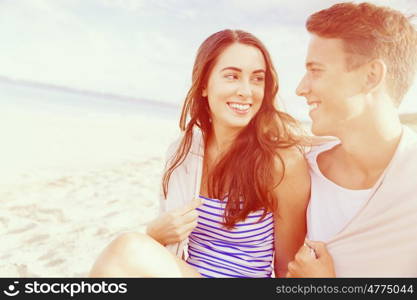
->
[0,108,178,277]
[1,102,416,277]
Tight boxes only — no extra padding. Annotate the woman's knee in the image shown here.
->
[90,232,155,277]
[108,232,154,256]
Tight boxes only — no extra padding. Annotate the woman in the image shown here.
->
[89,29,310,278]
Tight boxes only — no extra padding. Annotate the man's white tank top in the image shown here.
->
[306,140,374,242]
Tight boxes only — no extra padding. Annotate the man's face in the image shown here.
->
[296,35,367,136]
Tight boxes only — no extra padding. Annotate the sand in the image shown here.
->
[0,109,178,277]
[1,108,416,277]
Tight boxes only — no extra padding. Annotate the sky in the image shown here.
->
[1,0,417,121]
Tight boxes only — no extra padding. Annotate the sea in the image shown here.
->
[0,78,182,120]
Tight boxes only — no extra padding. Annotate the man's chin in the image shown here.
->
[311,124,331,137]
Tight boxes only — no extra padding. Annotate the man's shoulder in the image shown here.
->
[403,126,417,149]
[305,137,340,163]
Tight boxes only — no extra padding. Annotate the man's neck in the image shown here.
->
[335,114,402,181]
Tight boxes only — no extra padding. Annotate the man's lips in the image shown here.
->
[308,101,320,112]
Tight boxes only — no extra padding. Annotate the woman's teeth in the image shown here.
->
[228,103,250,111]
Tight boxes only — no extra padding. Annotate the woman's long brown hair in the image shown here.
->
[162,29,305,228]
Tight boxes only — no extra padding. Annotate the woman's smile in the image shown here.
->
[227,102,252,115]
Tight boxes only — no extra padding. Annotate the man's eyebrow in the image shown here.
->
[220,67,266,73]
[306,61,325,68]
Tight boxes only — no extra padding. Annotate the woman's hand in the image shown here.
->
[146,198,201,246]
[286,240,336,278]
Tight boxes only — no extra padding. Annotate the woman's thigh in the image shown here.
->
[89,232,201,278]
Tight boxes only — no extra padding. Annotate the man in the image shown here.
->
[287,2,417,277]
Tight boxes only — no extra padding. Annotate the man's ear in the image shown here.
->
[364,59,386,93]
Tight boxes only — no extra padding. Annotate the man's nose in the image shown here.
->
[296,75,310,97]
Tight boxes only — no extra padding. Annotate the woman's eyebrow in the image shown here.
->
[220,66,242,72]
[220,67,265,73]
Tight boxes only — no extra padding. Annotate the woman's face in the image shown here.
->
[203,43,266,131]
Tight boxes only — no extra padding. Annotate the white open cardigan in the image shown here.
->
[159,128,204,258]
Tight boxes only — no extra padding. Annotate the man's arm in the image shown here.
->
[286,240,336,277]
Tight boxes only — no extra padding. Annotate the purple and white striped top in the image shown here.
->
[186,195,274,278]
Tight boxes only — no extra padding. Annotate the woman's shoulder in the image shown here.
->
[165,127,204,160]
[275,146,306,171]
[273,146,310,187]
[273,146,311,206]
[165,134,183,159]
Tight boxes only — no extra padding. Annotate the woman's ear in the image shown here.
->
[364,59,386,93]
[202,87,207,97]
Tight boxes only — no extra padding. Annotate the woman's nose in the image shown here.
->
[237,80,252,98]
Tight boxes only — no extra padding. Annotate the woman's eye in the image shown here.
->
[224,74,238,80]
[252,76,265,83]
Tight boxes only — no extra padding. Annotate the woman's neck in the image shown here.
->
[208,122,240,158]
[201,123,239,197]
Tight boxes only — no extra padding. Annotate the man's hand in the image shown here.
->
[146,198,201,246]
[286,240,336,278]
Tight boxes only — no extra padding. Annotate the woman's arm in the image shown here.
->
[272,147,311,277]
